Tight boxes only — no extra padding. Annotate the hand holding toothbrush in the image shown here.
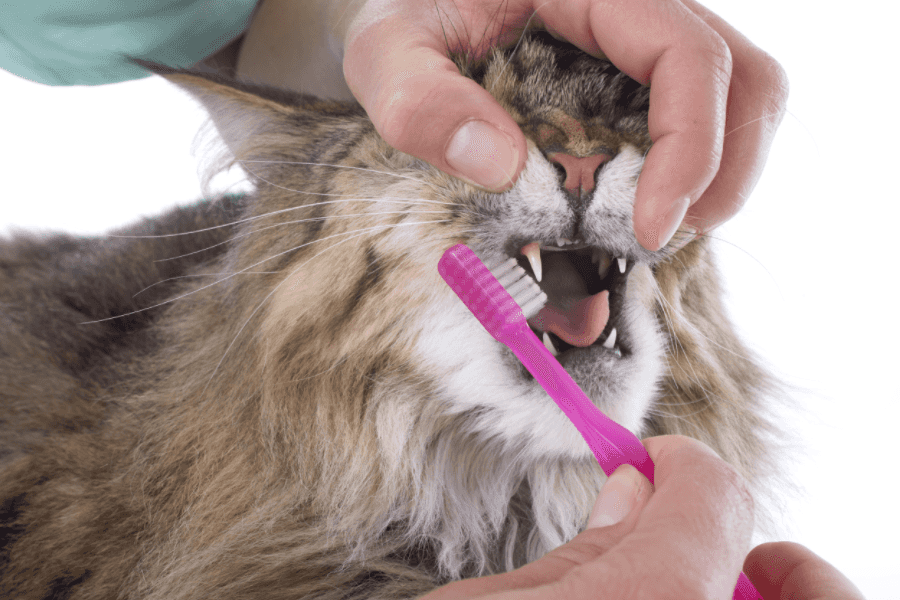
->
[421,435,865,600]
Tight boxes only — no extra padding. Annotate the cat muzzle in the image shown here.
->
[517,239,632,357]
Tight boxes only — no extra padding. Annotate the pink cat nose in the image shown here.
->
[547,153,611,196]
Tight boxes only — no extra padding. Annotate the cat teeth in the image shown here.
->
[602,327,617,349]
[596,251,612,279]
[519,242,623,285]
[542,332,559,356]
[520,242,542,283]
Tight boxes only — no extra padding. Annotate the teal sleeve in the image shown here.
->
[0,0,257,86]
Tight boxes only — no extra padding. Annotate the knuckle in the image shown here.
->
[559,553,640,598]
[742,48,791,124]
[669,437,755,521]
[716,459,756,520]
[758,51,791,114]
[565,527,620,562]
[696,30,734,82]
[756,49,790,102]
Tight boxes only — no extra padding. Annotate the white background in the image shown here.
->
[2,1,898,598]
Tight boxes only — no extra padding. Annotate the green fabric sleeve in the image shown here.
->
[0,0,257,86]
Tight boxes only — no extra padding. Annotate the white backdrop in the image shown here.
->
[2,1,897,598]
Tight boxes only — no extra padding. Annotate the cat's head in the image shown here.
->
[152,30,784,563]
[438,31,667,442]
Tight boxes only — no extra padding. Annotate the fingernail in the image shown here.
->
[588,464,641,529]
[650,197,691,251]
[445,120,518,191]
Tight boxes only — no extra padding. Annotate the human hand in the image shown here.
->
[337,0,789,251]
[745,541,867,600]
[419,435,758,599]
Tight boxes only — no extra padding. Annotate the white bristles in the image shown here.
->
[490,258,519,286]
[485,256,548,320]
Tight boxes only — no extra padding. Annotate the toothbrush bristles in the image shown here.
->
[485,256,547,320]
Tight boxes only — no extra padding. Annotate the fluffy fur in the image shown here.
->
[0,31,790,599]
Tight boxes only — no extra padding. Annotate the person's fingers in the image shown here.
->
[744,542,866,600]
[676,0,790,238]
[533,435,756,600]
[342,8,527,192]
[535,0,733,251]
[342,0,786,249]
[420,464,654,599]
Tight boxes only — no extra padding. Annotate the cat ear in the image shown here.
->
[132,60,300,158]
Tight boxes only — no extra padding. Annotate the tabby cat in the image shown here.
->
[0,30,787,599]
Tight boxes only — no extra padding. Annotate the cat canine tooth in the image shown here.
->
[520,241,542,283]
[617,257,626,274]
[591,249,600,264]
[543,332,559,356]
[602,327,617,349]
[597,252,612,279]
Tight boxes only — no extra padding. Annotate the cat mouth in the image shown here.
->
[514,239,633,359]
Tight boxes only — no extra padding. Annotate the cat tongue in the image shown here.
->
[526,252,610,347]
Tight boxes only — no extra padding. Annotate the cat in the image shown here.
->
[0,30,788,599]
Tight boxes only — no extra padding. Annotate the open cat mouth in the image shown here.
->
[514,239,633,359]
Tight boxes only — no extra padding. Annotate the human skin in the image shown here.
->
[419,436,866,600]
[214,3,860,598]
[336,0,789,251]
[232,0,788,250]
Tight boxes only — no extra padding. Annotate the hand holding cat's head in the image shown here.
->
[336,0,788,251]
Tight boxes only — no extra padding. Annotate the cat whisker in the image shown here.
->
[433,0,468,58]
[650,285,719,395]
[660,382,745,419]
[131,272,279,299]
[265,242,474,386]
[201,219,452,395]
[239,159,443,194]
[644,402,710,423]
[487,8,544,94]
[152,210,449,263]
[653,273,759,369]
[651,289,680,354]
[242,163,458,207]
[78,219,438,325]
[107,197,463,241]
[697,233,784,301]
[651,282,769,420]
[724,112,787,138]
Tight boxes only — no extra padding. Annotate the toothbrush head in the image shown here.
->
[438,244,546,341]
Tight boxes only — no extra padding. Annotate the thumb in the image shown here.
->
[744,542,866,600]
[342,15,526,192]
[418,466,651,599]
[587,464,649,529]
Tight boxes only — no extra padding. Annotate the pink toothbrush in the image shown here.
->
[438,243,763,600]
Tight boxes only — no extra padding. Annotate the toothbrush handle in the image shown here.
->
[735,572,764,600]
[502,323,655,484]
[503,324,763,600]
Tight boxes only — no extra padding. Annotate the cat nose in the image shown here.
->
[547,153,611,196]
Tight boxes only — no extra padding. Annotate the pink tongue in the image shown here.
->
[529,291,610,347]
[525,252,610,347]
